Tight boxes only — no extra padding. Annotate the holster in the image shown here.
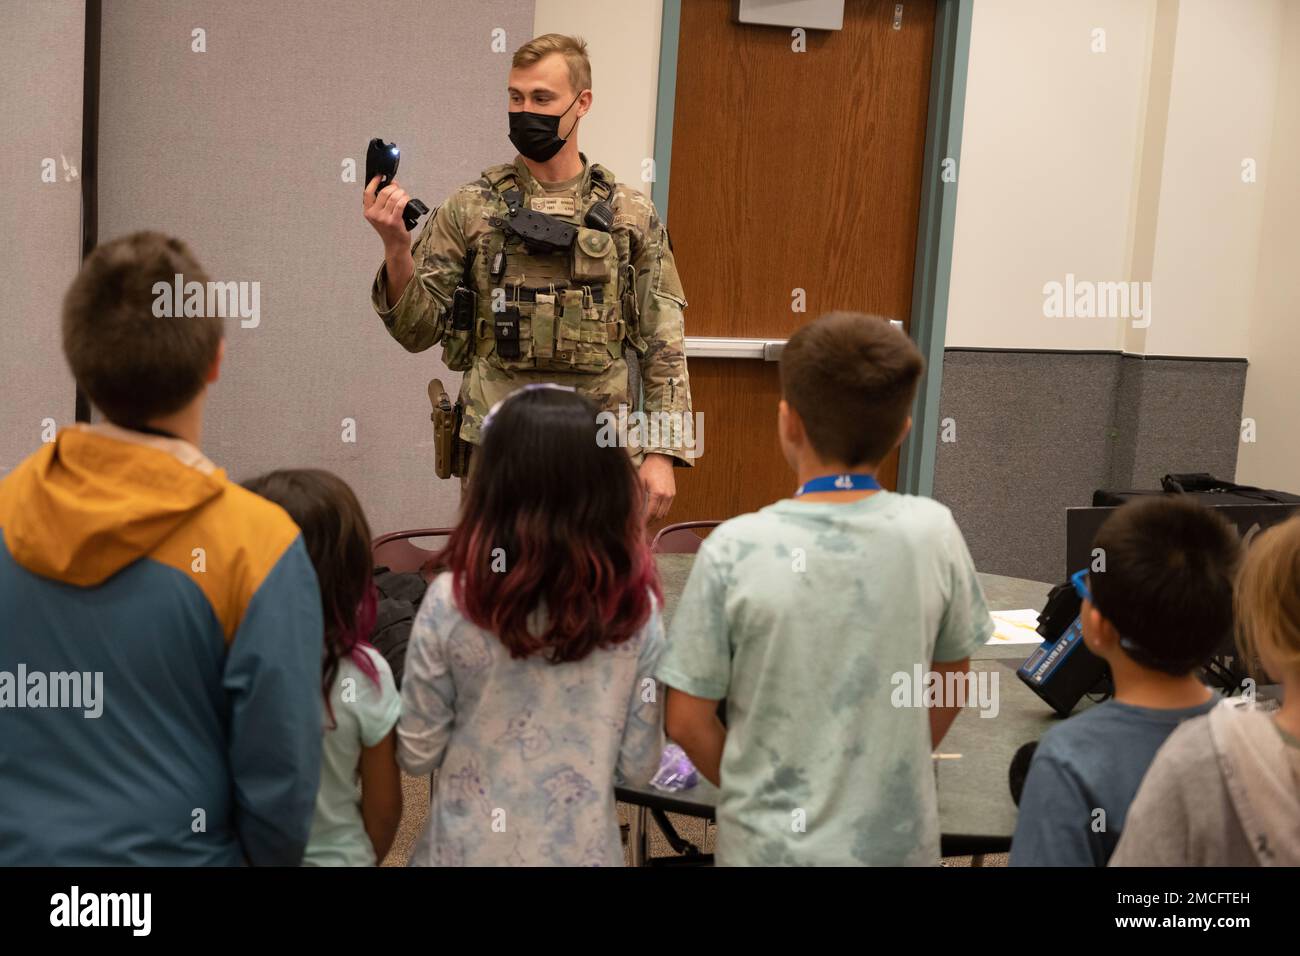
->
[429,379,454,479]
[429,378,471,480]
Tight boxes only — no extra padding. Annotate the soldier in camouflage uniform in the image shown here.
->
[363,33,692,519]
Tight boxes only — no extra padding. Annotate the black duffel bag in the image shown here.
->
[1093,472,1300,508]
[369,567,432,690]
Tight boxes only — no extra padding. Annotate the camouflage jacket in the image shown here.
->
[370,154,694,465]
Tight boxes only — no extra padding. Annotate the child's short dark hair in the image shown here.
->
[1090,497,1240,675]
[779,311,924,466]
[62,231,221,428]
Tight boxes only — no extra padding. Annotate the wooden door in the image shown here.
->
[661,0,937,530]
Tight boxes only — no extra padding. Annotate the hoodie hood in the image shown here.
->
[0,425,226,587]
[1209,697,1300,866]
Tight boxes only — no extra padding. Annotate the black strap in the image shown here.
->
[500,186,525,215]
[509,284,603,304]
[589,166,614,202]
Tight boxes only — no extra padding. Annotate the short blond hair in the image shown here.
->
[1235,514,1300,676]
[512,33,591,93]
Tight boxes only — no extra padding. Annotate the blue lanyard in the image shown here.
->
[795,473,882,496]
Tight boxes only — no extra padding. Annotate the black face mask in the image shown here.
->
[508,94,581,162]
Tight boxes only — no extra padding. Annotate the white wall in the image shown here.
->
[947,0,1154,351]
[532,0,663,194]
[949,0,1288,362]
[949,0,1297,488]
[1144,0,1284,359]
[1237,0,1300,489]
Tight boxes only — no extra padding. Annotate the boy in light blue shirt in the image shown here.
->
[658,312,994,866]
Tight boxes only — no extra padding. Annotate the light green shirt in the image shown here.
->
[657,491,994,865]
[302,645,402,866]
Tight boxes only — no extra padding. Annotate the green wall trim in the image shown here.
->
[651,0,681,218]
[897,0,972,497]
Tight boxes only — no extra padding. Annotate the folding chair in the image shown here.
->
[650,520,720,554]
[628,520,723,863]
[372,529,455,816]
[371,528,455,580]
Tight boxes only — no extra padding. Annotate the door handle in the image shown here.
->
[683,337,784,360]
[684,322,903,361]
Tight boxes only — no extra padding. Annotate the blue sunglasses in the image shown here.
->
[1070,568,1179,667]
[1070,568,1092,604]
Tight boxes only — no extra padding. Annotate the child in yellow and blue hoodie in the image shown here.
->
[0,232,324,865]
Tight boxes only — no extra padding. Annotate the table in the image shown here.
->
[618,554,1070,864]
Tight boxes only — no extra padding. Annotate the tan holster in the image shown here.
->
[428,379,471,479]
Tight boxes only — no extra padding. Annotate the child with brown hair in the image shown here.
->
[0,232,322,865]
[658,311,994,865]
[243,469,403,867]
[1111,514,1300,866]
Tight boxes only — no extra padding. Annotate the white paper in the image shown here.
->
[987,609,1045,645]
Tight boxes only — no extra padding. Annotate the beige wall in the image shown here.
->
[1236,0,1300,489]
[0,0,83,479]
[532,0,663,193]
[948,0,1154,351]
[950,0,1297,487]
[950,0,1290,359]
[1144,0,1284,359]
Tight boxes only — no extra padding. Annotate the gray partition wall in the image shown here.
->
[0,1,85,481]
[932,349,1248,583]
[95,0,535,534]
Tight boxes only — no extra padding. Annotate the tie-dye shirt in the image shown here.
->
[397,572,664,866]
[657,491,994,866]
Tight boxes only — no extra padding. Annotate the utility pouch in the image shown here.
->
[533,293,556,361]
[620,262,647,354]
[451,286,476,331]
[557,292,584,364]
[572,227,614,282]
[441,248,479,372]
[441,286,477,372]
[495,306,522,360]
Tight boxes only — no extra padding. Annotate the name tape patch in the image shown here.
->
[530,196,576,217]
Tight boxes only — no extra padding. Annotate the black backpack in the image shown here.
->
[369,567,431,689]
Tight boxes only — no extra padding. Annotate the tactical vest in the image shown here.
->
[440,162,643,376]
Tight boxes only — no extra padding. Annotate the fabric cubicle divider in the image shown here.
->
[95,0,536,534]
[0,1,85,481]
